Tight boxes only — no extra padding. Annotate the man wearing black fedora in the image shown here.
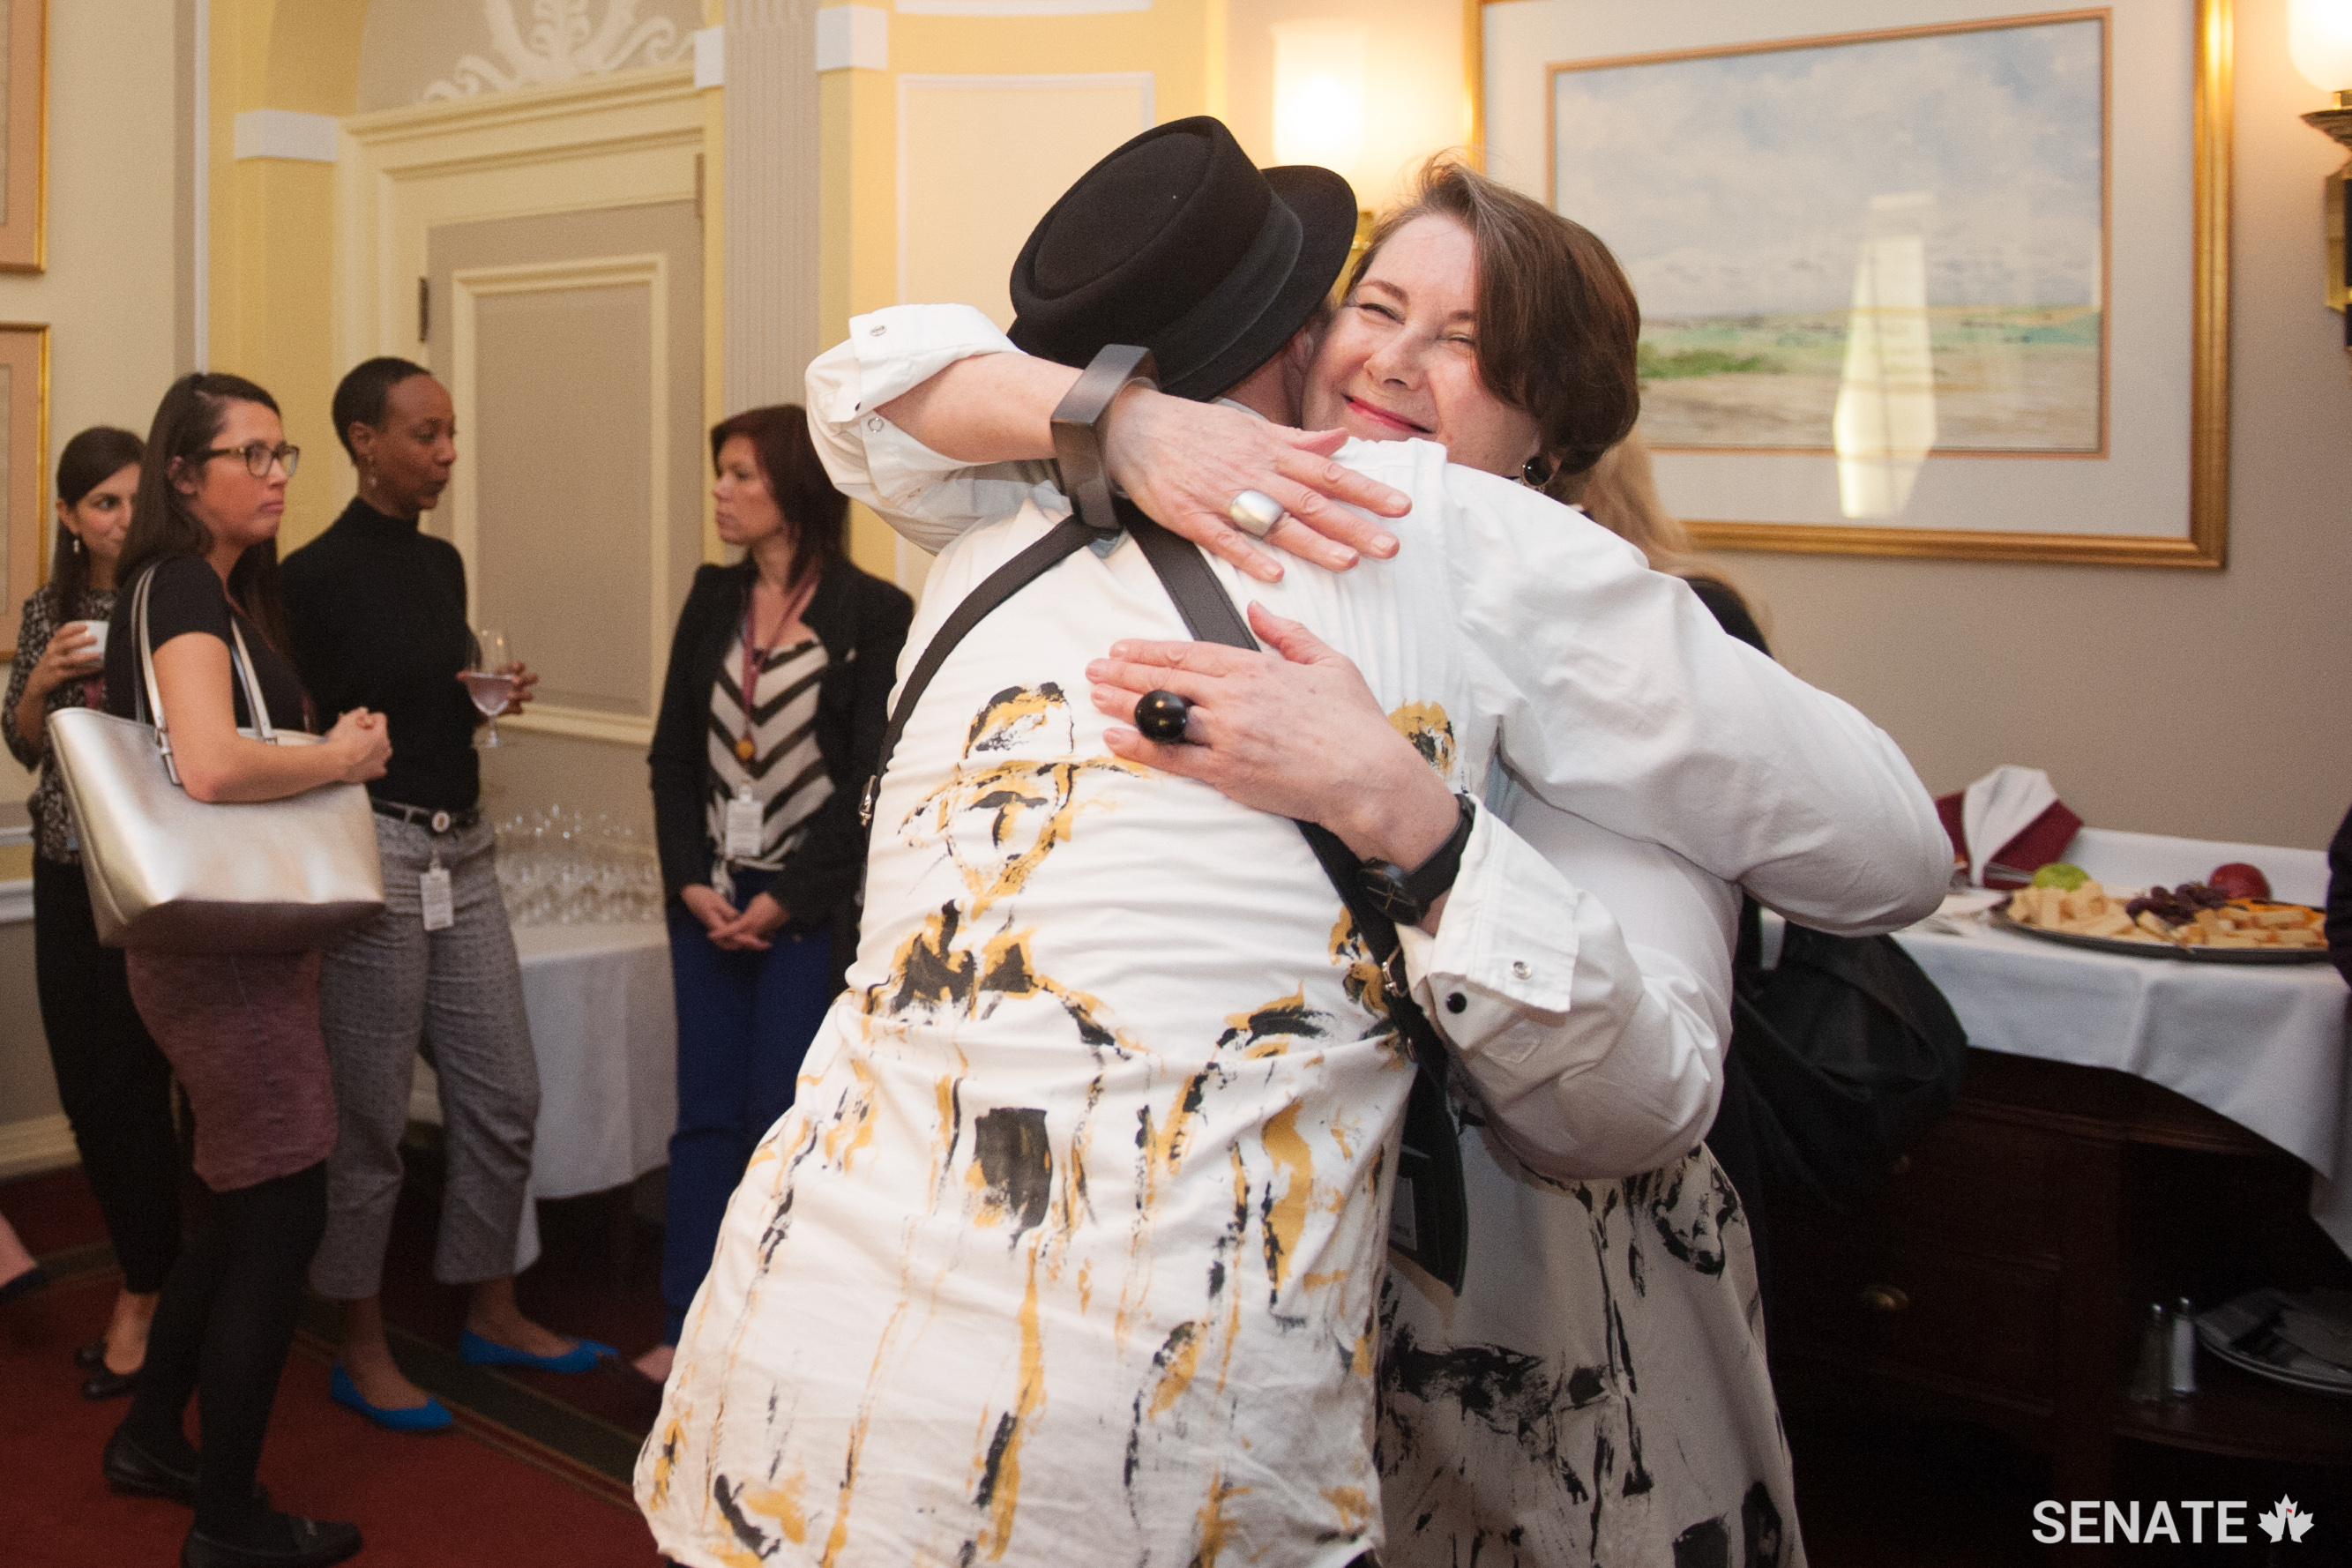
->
[636,118,1944,1568]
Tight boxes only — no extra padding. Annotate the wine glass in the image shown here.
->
[463,628,515,749]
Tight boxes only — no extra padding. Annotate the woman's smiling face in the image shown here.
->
[1301,213,1543,480]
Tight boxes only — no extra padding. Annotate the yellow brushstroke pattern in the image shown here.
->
[1147,1320,1206,1417]
[737,1471,810,1546]
[1192,1475,1251,1567]
[820,1291,917,1568]
[1387,700,1457,777]
[823,1057,881,1167]
[1260,1102,1313,1291]
[976,1245,1049,1560]
[644,1409,684,1512]
[1322,1484,1374,1534]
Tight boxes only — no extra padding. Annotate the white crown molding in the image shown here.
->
[0,1115,76,1181]
[344,62,698,148]
[234,108,339,163]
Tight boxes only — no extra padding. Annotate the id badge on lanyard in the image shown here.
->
[725,785,765,859]
[421,855,455,932]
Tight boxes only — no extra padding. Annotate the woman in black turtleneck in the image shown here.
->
[280,359,608,1434]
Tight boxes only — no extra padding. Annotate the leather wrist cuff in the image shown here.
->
[1357,793,1476,926]
[1049,344,1158,534]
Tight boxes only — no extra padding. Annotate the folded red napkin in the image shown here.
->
[1935,791,2083,889]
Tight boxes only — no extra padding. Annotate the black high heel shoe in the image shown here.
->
[84,1360,142,1400]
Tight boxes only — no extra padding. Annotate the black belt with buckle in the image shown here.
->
[371,799,480,835]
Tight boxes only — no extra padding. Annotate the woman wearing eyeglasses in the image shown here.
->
[101,373,388,1568]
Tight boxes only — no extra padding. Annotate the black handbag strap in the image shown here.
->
[861,493,1470,1292]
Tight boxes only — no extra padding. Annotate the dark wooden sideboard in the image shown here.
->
[1771,1049,2352,1508]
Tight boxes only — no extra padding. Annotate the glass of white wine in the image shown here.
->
[463,628,515,749]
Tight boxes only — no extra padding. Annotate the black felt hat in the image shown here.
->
[1008,116,1358,402]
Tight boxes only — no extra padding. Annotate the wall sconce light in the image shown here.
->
[2292,0,2352,351]
[1273,21,1367,185]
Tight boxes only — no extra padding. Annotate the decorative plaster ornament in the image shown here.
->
[423,0,691,100]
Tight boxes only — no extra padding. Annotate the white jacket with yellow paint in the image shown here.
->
[803,303,1949,1179]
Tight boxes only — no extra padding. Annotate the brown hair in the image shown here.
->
[46,426,145,615]
[1347,156,1640,486]
[118,372,291,652]
[710,405,845,590]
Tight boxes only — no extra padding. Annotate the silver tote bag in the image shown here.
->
[45,567,385,952]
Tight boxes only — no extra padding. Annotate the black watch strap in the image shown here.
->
[1357,794,1476,925]
[1049,344,1157,534]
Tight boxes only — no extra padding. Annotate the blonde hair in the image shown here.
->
[1579,429,1767,640]
[1578,430,1694,576]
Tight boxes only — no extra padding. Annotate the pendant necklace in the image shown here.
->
[735,574,813,762]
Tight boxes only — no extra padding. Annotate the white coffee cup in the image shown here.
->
[68,619,108,659]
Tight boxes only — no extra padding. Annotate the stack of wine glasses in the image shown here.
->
[495,807,663,926]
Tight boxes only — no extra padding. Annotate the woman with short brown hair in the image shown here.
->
[632,404,912,1384]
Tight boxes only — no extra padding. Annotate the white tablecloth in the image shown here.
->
[1892,829,2349,1258]
[409,921,678,1272]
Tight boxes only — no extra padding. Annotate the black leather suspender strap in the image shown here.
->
[1124,497,1468,1293]
[861,512,1106,826]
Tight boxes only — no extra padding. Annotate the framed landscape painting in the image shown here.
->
[0,0,44,273]
[0,323,47,660]
[1475,0,2229,566]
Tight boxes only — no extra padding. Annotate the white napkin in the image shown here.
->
[1960,765,2059,887]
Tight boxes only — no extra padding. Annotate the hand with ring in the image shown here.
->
[1086,601,1462,872]
[1098,385,1410,583]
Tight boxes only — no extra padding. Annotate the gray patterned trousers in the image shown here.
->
[308,812,540,1299]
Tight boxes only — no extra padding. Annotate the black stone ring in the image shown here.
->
[1134,689,1195,744]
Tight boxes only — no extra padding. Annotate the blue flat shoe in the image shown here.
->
[458,1329,616,1374]
[328,1363,453,1432]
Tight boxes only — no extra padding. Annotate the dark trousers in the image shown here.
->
[660,870,834,1343]
[33,855,183,1293]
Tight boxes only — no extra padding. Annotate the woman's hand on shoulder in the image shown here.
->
[1102,388,1408,584]
[325,707,392,784]
[1087,601,1460,870]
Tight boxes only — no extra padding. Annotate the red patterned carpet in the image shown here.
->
[2,1169,661,1568]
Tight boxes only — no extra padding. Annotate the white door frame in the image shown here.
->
[338,66,705,745]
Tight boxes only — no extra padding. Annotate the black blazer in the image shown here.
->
[648,556,914,941]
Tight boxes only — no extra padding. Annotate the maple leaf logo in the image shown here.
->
[2259,1496,2316,1543]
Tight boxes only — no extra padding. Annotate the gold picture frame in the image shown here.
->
[0,0,46,273]
[0,321,49,659]
[1470,0,2230,568]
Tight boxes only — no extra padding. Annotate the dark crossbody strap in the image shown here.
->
[1124,503,1468,1292]
[860,493,1470,1292]
[861,512,1104,826]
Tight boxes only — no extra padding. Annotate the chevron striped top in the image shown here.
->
[705,635,832,875]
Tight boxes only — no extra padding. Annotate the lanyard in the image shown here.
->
[735,573,816,763]
[735,616,763,762]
